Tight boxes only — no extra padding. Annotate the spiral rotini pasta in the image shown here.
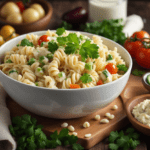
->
[0,29,128,89]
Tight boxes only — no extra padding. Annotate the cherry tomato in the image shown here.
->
[131,30,150,40]
[16,1,25,13]
[105,63,118,74]
[135,45,150,69]
[97,80,103,85]
[124,40,142,58]
[38,35,51,45]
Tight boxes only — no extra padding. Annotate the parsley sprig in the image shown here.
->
[132,69,145,76]
[19,39,34,47]
[9,114,84,150]
[80,73,92,84]
[108,128,140,150]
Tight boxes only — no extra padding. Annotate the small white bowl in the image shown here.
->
[0,31,132,119]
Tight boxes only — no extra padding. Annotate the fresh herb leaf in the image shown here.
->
[9,69,18,74]
[57,36,68,46]
[85,62,93,71]
[109,143,119,150]
[40,42,45,47]
[132,69,145,76]
[46,53,53,60]
[109,131,119,143]
[80,73,92,84]
[65,42,78,54]
[35,82,38,86]
[17,44,20,47]
[79,40,99,61]
[28,58,35,65]
[59,21,73,30]
[82,19,126,45]
[37,67,43,73]
[48,41,58,53]
[20,39,34,47]
[56,28,65,36]
[117,64,128,72]
[72,143,84,150]
[107,54,113,61]
[6,59,12,63]
[67,33,80,45]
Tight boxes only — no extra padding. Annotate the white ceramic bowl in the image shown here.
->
[0,31,132,119]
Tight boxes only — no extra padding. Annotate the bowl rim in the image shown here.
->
[0,30,133,91]
[0,0,53,25]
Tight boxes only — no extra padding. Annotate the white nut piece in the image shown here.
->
[61,122,68,128]
[72,132,78,136]
[94,115,100,120]
[83,121,90,128]
[105,112,111,117]
[85,133,91,138]
[68,125,75,132]
[100,119,109,124]
[108,114,115,120]
[112,105,118,110]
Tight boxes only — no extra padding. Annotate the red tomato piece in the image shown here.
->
[16,1,25,13]
[38,35,51,45]
[124,40,142,58]
[105,63,118,74]
[97,80,103,85]
[135,46,150,69]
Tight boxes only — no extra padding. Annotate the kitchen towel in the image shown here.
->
[0,83,16,150]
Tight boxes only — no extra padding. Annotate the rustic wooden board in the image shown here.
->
[6,61,148,150]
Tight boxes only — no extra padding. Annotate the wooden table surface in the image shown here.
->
[44,0,150,150]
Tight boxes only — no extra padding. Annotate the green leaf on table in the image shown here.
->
[132,69,145,76]
[72,143,84,150]
[109,131,119,143]
[109,143,119,150]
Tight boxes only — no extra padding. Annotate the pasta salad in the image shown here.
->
[0,28,128,89]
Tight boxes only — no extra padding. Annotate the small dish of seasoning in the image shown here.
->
[142,72,150,92]
[125,94,150,136]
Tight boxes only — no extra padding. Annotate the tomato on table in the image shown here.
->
[16,1,25,13]
[131,30,150,40]
[135,43,150,69]
[105,63,118,74]
[124,40,142,58]
[38,35,51,45]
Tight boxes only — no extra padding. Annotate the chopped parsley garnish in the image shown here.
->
[57,36,68,46]
[48,41,58,53]
[35,82,38,86]
[20,39,34,47]
[132,69,145,76]
[40,42,45,47]
[117,64,128,72]
[107,54,113,61]
[67,33,80,45]
[9,69,18,74]
[79,40,99,61]
[28,58,36,65]
[85,62,93,71]
[102,70,108,78]
[39,56,45,67]
[46,53,53,60]
[9,114,84,150]
[6,59,12,63]
[58,72,64,78]
[108,128,140,150]
[79,34,86,41]
[81,19,126,45]
[80,73,92,84]
[56,28,65,36]
[17,44,20,47]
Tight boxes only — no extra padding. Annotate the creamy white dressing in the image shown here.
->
[132,99,150,127]
[89,0,127,24]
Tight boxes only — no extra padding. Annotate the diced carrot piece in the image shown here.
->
[70,84,81,89]
[105,63,118,74]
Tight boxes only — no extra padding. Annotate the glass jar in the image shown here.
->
[88,0,128,24]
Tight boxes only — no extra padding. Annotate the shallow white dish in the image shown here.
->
[0,30,132,119]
